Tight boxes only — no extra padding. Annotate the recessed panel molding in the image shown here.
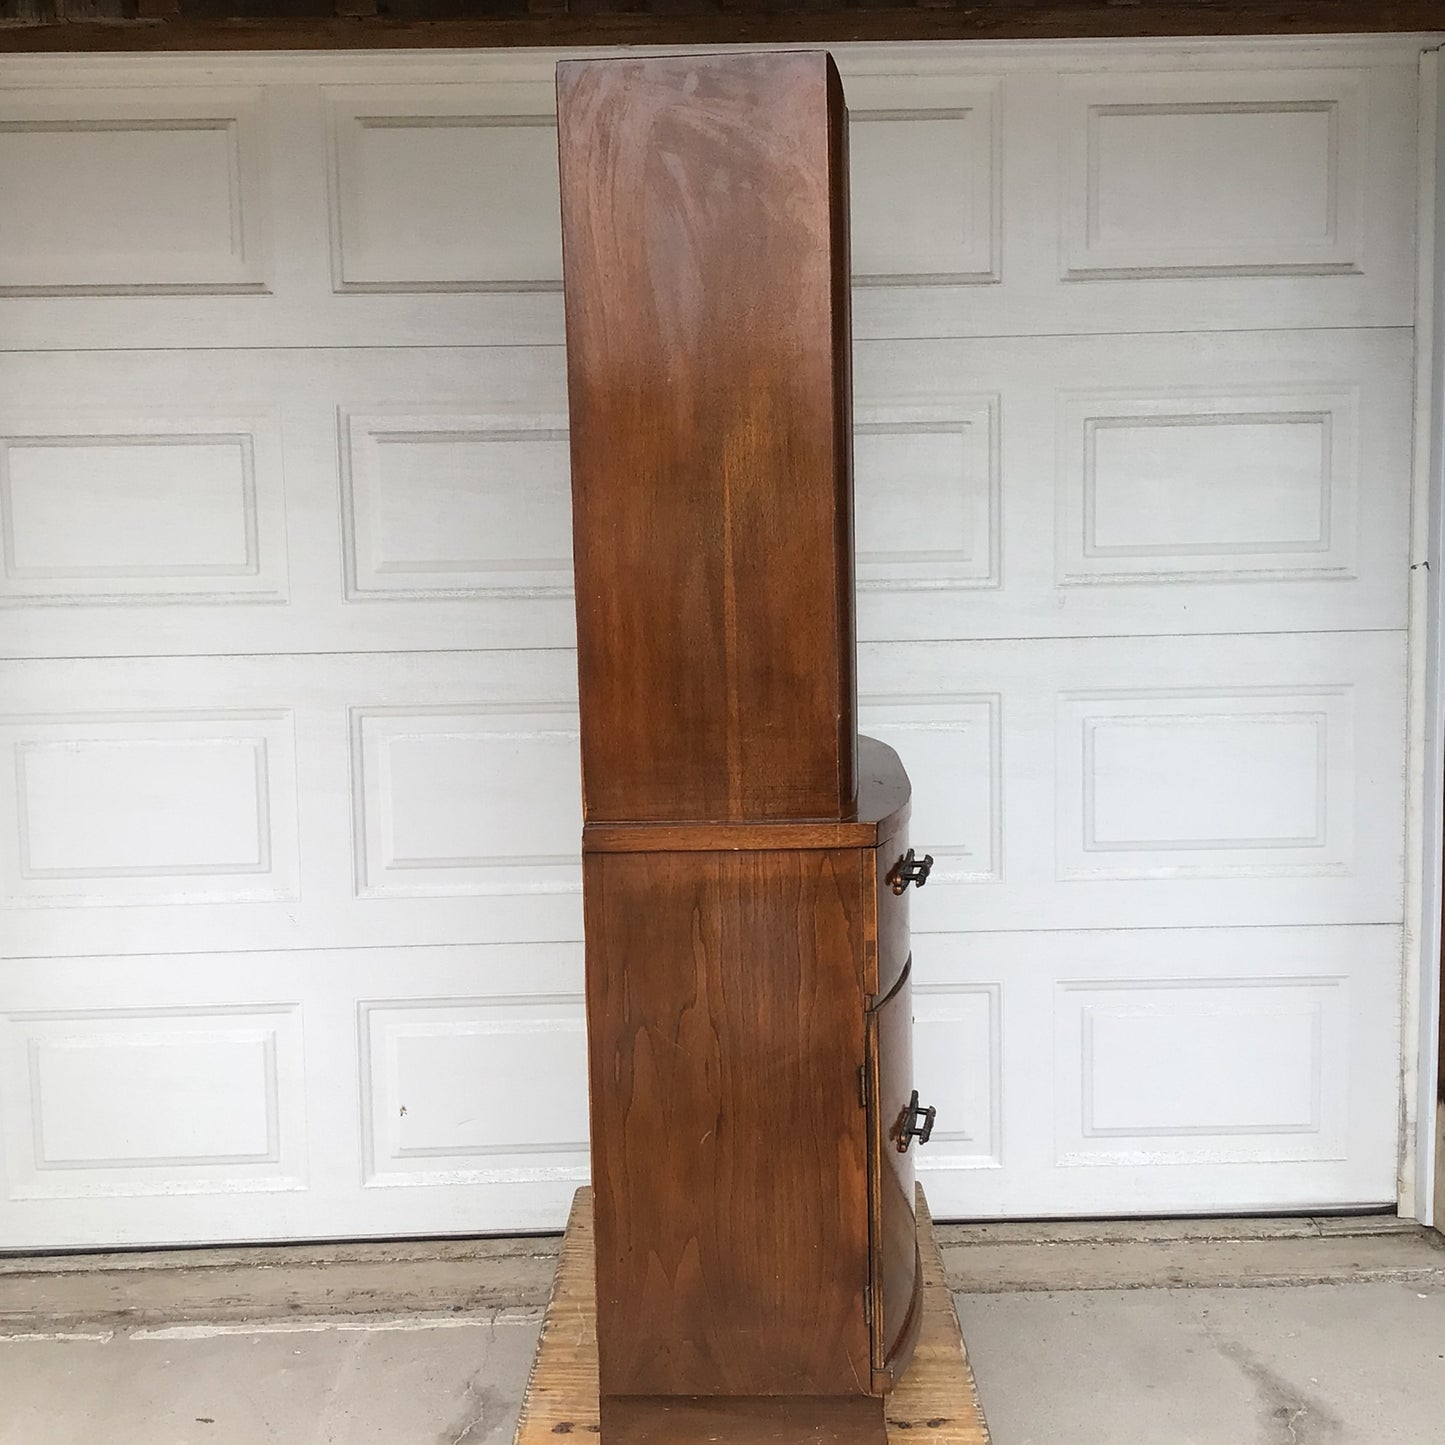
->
[0,1004,305,1199]
[340,410,573,599]
[0,89,267,295]
[359,995,589,1186]
[351,704,582,898]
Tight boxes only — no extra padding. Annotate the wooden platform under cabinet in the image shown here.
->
[512,1186,992,1445]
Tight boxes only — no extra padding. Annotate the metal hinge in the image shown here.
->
[858,1064,868,1108]
[862,1285,873,1329]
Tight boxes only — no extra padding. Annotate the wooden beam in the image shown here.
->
[2,1,1444,53]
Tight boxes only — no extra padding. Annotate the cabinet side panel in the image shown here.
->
[558,53,855,822]
[585,848,872,1397]
[828,57,860,820]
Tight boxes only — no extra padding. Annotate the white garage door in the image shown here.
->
[0,38,1420,1247]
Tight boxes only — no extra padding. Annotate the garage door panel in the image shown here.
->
[911,925,1400,1218]
[352,703,581,899]
[1056,390,1358,586]
[0,77,566,351]
[0,1004,307,1204]
[0,350,577,659]
[855,328,1410,642]
[0,879,584,962]
[844,71,1000,286]
[911,982,1002,1174]
[0,943,583,1247]
[852,55,1415,342]
[0,281,566,355]
[0,48,1415,352]
[854,397,1000,594]
[859,631,1404,933]
[0,86,269,297]
[360,994,588,1188]
[0,409,288,608]
[0,653,583,960]
[0,927,1394,1242]
[325,82,561,293]
[340,407,573,602]
[1055,978,1345,1166]
[0,331,1408,659]
[0,40,1418,1244]
[1057,70,1366,281]
[0,711,300,909]
[1056,690,1352,880]
[0,633,1398,954]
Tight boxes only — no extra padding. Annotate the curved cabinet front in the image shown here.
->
[867,953,923,1387]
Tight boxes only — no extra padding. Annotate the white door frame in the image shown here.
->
[1410,46,1444,1227]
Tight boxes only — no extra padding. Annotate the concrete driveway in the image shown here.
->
[2,1213,1442,1444]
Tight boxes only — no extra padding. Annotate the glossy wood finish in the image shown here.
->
[868,957,922,1385]
[583,737,911,857]
[584,845,874,1399]
[871,827,911,1003]
[581,760,919,1430]
[558,52,857,824]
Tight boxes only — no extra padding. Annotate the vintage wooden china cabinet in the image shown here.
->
[557,50,935,1445]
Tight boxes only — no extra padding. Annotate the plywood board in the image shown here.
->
[513,1186,991,1444]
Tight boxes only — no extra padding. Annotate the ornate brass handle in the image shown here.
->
[888,848,934,896]
[895,1090,937,1152]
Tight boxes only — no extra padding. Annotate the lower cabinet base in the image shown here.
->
[513,1187,991,1445]
[600,1394,886,1443]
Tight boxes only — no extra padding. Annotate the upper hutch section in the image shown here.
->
[557,52,859,823]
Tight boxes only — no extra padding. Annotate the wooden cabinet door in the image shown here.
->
[867,957,922,1383]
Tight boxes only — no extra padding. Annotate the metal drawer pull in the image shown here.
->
[888,848,934,895]
[896,1090,936,1152]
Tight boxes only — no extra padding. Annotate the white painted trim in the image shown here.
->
[0,35,1439,90]
[1412,46,1445,1225]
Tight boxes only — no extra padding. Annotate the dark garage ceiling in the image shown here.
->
[1,0,1443,52]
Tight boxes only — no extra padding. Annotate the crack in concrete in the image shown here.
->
[442,1372,498,1445]
[445,1381,502,1439]
[1206,1331,1344,1445]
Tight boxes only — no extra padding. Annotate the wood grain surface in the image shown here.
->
[869,958,920,1384]
[582,737,911,856]
[557,52,857,824]
[584,845,874,1398]
[870,823,910,1002]
[512,1187,991,1445]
